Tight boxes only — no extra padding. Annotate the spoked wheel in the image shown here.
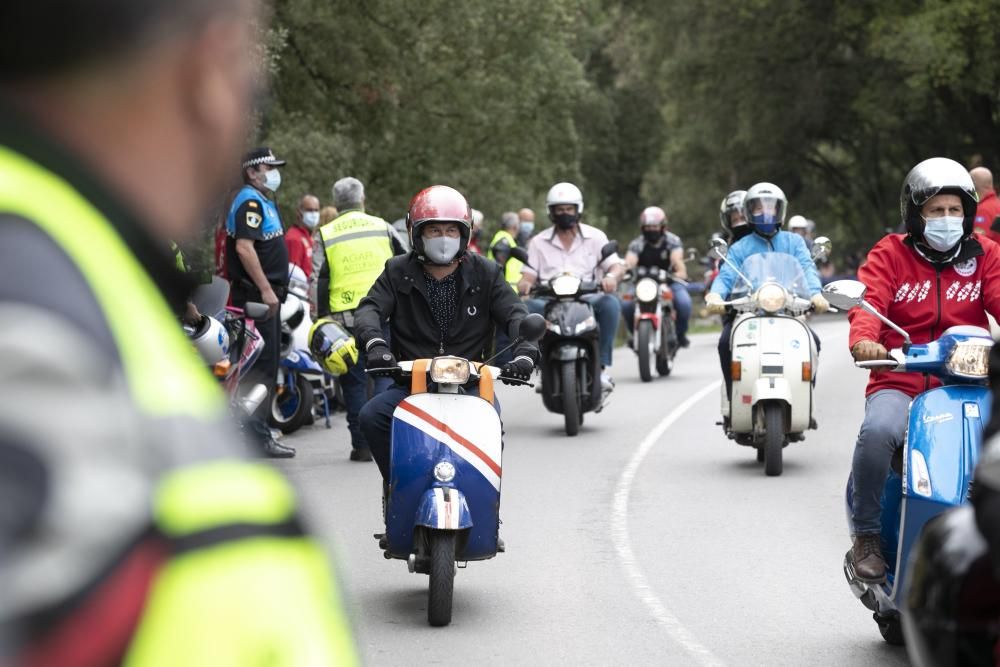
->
[268,372,312,434]
[637,320,654,382]
[876,614,904,646]
[763,402,785,477]
[427,530,457,627]
[657,320,675,377]
[561,360,582,436]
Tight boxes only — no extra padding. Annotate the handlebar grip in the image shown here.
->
[854,360,899,369]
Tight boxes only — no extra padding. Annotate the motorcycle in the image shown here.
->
[823,278,993,645]
[187,276,270,417]
[368,313,546,627]
[511,242,618,437]
[622,266,679,382]
[711,238,828,475]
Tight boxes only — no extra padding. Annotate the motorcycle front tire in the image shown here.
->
[657,319,675,377]
[268,372,313,434]
[637,320,654,383]
[562,360,582,436]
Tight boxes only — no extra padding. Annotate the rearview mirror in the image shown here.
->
[600,241,619,261]
[709,237,728,259]
[822,280,866,310]
[812,236,832,262]
[509,247,530,265]
[243,302,270,321]
[519,313,547,342]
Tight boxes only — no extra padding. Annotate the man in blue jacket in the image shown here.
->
[705,182,829,400]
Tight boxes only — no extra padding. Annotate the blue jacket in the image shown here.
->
[710,230,822,297]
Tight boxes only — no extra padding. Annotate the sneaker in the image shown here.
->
[851,533,887,582]
[594,371,614,413]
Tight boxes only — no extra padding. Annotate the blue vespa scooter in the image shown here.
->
[369,313,546,626]
[824,279,993,644]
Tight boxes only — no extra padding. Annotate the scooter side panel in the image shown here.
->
[387,393,502,560]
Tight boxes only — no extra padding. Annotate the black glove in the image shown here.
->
[365,341,397,371]
[500,355,534,385]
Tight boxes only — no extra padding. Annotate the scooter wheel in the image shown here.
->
[427,530,457,627]
[875,614,904,646]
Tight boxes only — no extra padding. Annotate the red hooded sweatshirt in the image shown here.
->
[849,234,1000,398]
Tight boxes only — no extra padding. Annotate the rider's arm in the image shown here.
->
[316,258,331,318]
[669,247,688,280]
[624,251,639,270]
[354,262,397,350]
[710,237,749,298]
[788,233,822,294]
[978,241,1000,320]
[848,236,897,350]
[517,239,540,295]
[489,265,539,363]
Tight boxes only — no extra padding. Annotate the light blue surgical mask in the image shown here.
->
[302,211,320,228]
[262,168,282,192]
[922,215,965,252]
[520,222,535,236]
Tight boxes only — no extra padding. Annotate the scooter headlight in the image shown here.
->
[946,340,991,379]
[429,356,471,385]
[433,461,456,483]
[551,275,582,296]
[635,278,658,303]
[755,282,787,313]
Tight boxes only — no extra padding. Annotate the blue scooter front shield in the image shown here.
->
[387,392,503,561]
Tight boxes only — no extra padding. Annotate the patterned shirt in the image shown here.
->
[424,271,459,348]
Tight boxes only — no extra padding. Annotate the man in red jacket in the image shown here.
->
[286,193,321,280]
[847,157,1000,582]
[970,167,1000,242]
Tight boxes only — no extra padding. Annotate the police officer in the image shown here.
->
[0,0,357,662]
[317,176,405,461]
[226,147,295,457]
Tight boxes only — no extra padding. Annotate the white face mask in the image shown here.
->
[302,211,320,228]
[922,215,965,252]
[422,235,461,264]
[262,168,282,192]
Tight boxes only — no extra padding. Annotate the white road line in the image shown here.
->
[611,379,725,667]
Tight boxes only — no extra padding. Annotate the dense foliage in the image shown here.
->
[260,0,1000,257]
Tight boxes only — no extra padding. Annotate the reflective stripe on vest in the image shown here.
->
[0,146,221,417]
[320,210,394,312]
[487,229,523,288]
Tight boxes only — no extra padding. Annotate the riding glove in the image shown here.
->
[811,294,830,314]
[500,356,534,385]
[365,340,397,370]
[705,292,726,315]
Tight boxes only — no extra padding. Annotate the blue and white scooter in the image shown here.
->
[824,280,993,644]
[369,314,546,627]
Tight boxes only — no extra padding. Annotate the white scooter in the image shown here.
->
[712,237,830,476]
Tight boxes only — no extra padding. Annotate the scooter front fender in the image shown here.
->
[415,486,473,530]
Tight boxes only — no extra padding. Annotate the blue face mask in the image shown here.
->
[520,222,535,236]
[751,213,779,236]
[921,215,965,252]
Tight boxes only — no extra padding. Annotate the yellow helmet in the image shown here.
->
[308,318,358,376]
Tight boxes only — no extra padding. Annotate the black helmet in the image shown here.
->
[901,157,979,242]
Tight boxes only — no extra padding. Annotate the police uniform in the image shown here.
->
[316,209,398,457]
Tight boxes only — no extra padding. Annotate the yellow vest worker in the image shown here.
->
[487,228,523,289]
[0,135,357,665]
[319,209,396,314]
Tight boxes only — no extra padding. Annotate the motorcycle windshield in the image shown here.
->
[733,253,811,299]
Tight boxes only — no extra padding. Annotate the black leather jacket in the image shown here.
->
[355,252,538,363]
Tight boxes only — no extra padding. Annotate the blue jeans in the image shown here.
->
[621,282,691,340]
[341,349,392,452]
[850,389,910,535]
[526,293,620,367]
[360,385,500,481]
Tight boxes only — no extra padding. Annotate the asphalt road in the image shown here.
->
[277,316,910,666]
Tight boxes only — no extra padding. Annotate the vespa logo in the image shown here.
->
[922,413,954,425]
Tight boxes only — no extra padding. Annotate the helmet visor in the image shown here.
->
[748,197,786,232]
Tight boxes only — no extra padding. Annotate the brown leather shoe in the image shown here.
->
[852,533,887,582]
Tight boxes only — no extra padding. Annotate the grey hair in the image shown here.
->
[332,177,365,211]
[500,211,520,231]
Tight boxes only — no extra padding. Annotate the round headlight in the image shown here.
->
[635,278,658,303]
[434,461,456,483]
[551,275,582,296]
[755,283,787,313]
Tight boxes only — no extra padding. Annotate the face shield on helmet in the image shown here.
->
[743,183,787,238]
[546,182,584,230]
[406,185,472,265]
[900,157,979,257]
[719,190,748,234]
[308,318,358,376]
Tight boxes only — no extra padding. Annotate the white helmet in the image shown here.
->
[788,215,808,230]
[546,182,584,213]
[279,292,306,331]
[189,315,230,365]
[287,263,309,300]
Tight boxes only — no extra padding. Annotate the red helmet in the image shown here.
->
[639,206,667,227]
[406,185,472,263]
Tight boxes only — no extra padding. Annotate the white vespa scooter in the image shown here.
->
[712,237,830,476]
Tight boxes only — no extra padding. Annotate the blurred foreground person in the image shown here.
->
[0,0,357,664]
